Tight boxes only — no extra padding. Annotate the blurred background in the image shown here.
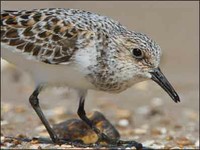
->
[1,1,199,149]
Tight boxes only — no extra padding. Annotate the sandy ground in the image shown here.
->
[1,1,199,149]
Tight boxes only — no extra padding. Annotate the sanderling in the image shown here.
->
[1,8,180,148]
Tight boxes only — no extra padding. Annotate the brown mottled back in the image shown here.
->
[1,9,94,64]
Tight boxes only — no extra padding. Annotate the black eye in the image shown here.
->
[132,48,143,59]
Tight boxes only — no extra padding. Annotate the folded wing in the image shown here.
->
[1,9,94,65]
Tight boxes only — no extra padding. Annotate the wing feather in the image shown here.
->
[1,9,94,64]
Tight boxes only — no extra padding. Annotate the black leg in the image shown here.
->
[77,95,117,143]
[29,86,59,144]
[76,91,143,149]
[77,96,100,133]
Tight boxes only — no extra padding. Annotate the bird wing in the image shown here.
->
[1,9,94,65]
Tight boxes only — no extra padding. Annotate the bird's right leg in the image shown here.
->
[29,85,60,144]
[76,89,143,149]
[76,89,117,143]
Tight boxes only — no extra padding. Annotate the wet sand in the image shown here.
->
[1,1,199,149]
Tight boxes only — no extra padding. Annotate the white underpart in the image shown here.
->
[1,43,95,90]
[74,40,97,75]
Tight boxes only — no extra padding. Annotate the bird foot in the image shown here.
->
[96,132,143,149]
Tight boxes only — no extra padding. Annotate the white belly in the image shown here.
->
[1,44,95,89]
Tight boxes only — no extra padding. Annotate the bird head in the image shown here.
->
[116,31,180,103]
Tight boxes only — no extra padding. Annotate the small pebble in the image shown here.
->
[142,140,155,147]
[176,137,194,146]
[118,119,129,127]
[159,127,167,134]
[134,128,147,135]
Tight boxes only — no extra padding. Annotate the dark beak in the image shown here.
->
[150,67,180,103]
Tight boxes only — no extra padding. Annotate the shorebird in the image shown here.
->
[1,8,180,148]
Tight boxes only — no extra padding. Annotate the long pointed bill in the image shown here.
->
[150,67,180,103]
